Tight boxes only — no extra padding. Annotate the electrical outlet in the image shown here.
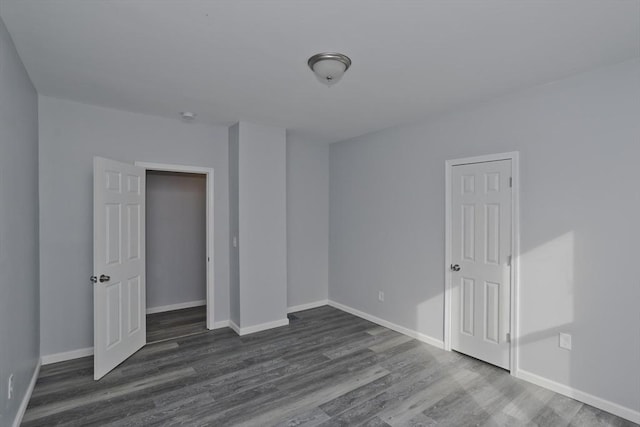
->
[378,291,384,302]
[7,374,14,400]
[559,333,572,350]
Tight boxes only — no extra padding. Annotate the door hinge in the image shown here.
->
[509,177,513,188]
[506,332,511,343]
[507,255,512,266]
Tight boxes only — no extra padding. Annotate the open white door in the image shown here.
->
[93,157,146,380]
[450,159,512,370]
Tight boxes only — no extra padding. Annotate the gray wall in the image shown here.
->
[38,96,229,356]
[228,123,240,326]
[286,135,329,307]
[0,17,39,425]
[238,122,288,327]
[329,60,640,412]
[146,171,206,309]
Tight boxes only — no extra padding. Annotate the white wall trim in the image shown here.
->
[516,369,640,424]
[41,347,94,365]
[328,300,444,350]
[135,161,215,330]
[287,300,328,313]
[444,151,520,374]
[146,300,206,314]
[213,320,230,329]
[41,319,230,365]
[36,303,639,423]
[328,299,640,423]
[229,320,241,335]
[12,361,40,427]
[229,318,290,336]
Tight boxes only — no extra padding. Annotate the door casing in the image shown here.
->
[444,151,520,374]
[135,161,215,330]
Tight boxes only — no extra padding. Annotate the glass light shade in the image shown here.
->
[308,53,351,86]
[311,59,348,86]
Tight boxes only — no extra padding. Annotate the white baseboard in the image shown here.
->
[229,320,241,335]
[326,300,638,423]
[32,303,640,424]
[328,300,445,350]
[516,369,640,424]
[287,300,328,313]
[41,347,93,365]
[12,360,41,427]
[42,320,228,365]
[228,318,290,336]
[213,320,230,329]
[146,300,206,314]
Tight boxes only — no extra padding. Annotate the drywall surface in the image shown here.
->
[0,16,39,426]
[38,96,229,356]
[286,136,329,307]
[146,171,206,309]
[228,123,240,326]
[330,60,640,412]
[238,122,288,327]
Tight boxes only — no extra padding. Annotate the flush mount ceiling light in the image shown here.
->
[180,111,197,122]
[307,52,352,86]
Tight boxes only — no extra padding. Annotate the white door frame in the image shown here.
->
[135,161,215,330]
[444,151,520,373]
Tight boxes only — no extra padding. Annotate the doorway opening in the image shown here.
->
[443,151,520,374]
[135,162,215,342]
[145,170,207,343]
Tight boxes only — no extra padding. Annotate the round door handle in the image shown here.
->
[99,274,111,283]
[450,264,461,272]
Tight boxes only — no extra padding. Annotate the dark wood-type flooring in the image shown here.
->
[23,306,637,426]
[146,305,208,344]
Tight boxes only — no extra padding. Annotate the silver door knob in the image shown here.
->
[90,275,97,283]
[450,264,461,272]
[99,274,111,283]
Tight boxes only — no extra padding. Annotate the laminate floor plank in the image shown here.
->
[146,305,208,343]
[23,306,637,427]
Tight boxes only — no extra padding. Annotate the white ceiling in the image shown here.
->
[1,0,638,142]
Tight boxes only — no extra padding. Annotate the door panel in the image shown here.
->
[485,204,500,264]
[451,159,511,369]
[94,157,146,380]
[128,277,142,333]
[461,278,475,335]
[105,282,122,348]
[462,204,475,261]
[485,281,500,343]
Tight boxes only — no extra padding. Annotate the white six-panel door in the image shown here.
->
[451,159,512,369]
[93,157,146,380]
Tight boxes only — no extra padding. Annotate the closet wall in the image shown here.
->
[146,171,207,310]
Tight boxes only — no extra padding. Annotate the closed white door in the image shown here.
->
[451,159,512,369]
[93,157,146,380]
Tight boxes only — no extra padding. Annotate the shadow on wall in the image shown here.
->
[417,231,575,381]
[414,231,577,422]
[418,223,637,419]
[517,231,574,383]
